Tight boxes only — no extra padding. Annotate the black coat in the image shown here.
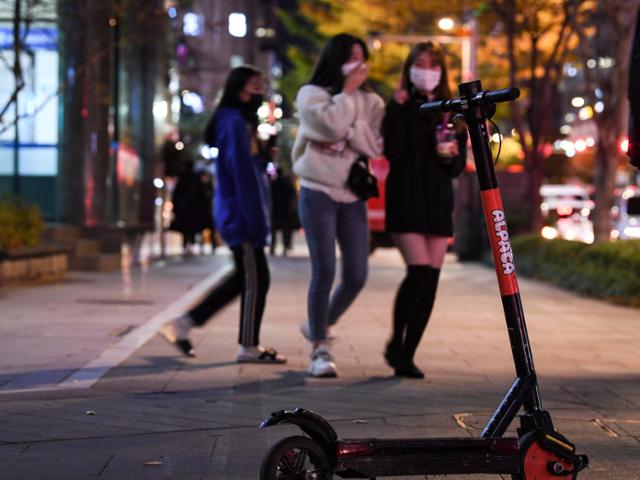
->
[383,97,466,236]
[270,174,299,230]
[170,171,214,234]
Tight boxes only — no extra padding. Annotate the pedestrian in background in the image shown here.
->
[198,167,221,252]
[382,42,467,378]
[169,160,214,255]
[269,165,298,256]
[160,65,286,364]
[292,33,384,377]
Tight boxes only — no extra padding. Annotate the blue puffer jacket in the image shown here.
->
[210,108,270,248]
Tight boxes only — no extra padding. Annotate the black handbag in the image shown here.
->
[346,155,379,200]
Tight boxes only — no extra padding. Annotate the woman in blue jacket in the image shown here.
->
[160,66,286,364]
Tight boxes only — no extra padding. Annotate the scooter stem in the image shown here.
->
[458,81,544,432]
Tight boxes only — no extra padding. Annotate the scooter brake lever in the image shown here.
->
[450,113,465,125]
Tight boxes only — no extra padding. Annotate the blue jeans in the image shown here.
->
[298,187,369,341]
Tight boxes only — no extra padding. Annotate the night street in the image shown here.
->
[0,246,638,479]
[2,2,640,478]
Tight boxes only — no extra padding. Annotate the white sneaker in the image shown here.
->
[300,321,336,341]
[308,345,337,378]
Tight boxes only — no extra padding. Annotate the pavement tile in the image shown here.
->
[0,452,113,479]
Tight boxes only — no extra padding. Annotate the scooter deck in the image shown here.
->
[336,436,520,477]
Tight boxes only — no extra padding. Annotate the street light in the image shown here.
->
[228,12,247,37]
[438,17,455,31]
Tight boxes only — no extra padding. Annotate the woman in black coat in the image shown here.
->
[170,160,214,254]
[382,42,466,378]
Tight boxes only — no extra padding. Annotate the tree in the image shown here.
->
[276,0,472,102]
[276,0,328,105]
[278,0,583,233]
[576,0,639,242]
[483,0,590,232]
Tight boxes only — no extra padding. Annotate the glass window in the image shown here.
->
[0,23,58,177]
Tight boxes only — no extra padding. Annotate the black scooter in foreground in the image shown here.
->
[258,80,589,480]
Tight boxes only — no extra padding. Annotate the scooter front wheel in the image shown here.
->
[512,431,580,480]
[260,435,333,480]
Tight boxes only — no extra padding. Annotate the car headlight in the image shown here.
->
[541,226,558,239]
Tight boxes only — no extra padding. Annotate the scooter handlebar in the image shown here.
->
[419,86,520,116]
[482,87,520,104]
[419,99,454,115]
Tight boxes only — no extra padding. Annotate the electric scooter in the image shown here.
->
[258,80,589,480]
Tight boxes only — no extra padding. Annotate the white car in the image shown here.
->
[540,184,594,243]
[611,186,640,240]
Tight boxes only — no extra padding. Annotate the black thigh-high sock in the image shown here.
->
[402,266,441,366]
[389,267,421,350]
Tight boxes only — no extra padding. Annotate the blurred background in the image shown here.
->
[0,0,639,276]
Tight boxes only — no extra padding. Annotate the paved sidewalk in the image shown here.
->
[0,252,231,393]
[0,246,639,479]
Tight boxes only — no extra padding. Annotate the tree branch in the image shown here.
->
[541,0,573,82]
[0,51,11,70]
[0,88,56,136]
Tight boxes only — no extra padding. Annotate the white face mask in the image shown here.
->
[410,66,442,93]
[341,60,361,77]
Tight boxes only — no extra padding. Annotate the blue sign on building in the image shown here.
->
[0,27,58,51]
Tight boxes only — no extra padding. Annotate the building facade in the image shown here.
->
[1,0,279,233]
[0,1,58,219]
[174,0,278,114]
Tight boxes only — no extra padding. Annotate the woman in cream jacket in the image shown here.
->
[293,33,384,377]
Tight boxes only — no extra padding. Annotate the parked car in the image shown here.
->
[611,186,640,240]
[540,184,594,243]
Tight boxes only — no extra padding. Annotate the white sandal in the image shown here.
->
[237,347,287,364]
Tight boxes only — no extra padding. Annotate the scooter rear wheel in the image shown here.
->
[260,435,332,480]
[512,431,577,480]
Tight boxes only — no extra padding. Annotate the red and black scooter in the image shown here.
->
[258,80,589,480]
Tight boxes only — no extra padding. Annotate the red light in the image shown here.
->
[337,442,372,457]
[557,205,573,216]
[506,164,524,173]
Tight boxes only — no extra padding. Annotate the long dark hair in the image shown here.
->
[401,42,452,101]
[308,33,369,95]
[205,65,262,145]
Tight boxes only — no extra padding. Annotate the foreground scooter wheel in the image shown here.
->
[512,431,579,480]
[260,435,333,480]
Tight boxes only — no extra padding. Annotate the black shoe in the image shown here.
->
[384,342,402,369]
[394,363,424,379]
[176,339,196,357]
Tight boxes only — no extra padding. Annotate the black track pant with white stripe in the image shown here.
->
[188,242,270,347]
